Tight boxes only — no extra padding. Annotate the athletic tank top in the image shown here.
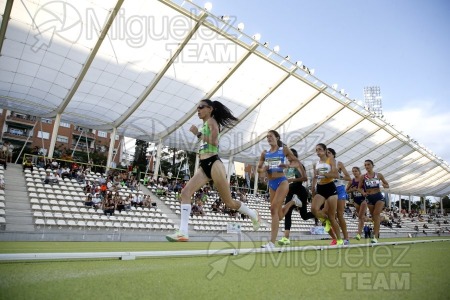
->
[198,121,219,154]
[285,167,300,180]
[265,147,285,174]
[316,157,333,184]
[350,178,363,198]
[364,173,380,190]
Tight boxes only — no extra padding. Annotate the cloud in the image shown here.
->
[384,101,450,163]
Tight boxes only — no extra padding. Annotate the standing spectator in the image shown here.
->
[7,142,13,163]
[0,149,7,170]
[32,146,40,165]
[364,224,370,239]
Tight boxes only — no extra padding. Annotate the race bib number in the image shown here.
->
[285,167,296,179]
[265,158,282,170]
[365,178,380,188]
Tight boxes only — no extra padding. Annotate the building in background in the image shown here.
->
[0,109,122,165]
[364,86,383,117]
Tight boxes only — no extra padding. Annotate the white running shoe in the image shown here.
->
[166,231,189,242]
[292,194,303,208]
[261,241,275,249]
[252,209,261,231]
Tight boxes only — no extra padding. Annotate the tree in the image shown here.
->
[442,195,450,209]
[133,139,149,176]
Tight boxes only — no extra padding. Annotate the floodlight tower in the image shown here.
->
[364,86,383,117]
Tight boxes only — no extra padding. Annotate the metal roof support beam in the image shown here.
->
[113,12,209,129]
[341,136,397,168]
[152,140,163,181]
[47,113,62,159]
[412,175,450,196]
[392,167,445,193]
[395,170,448,193]
[159,42,259,139]
[47,0,125,117]
[226,87,326,156]
[106,127,117,174]
[299,127,383,161]
[0,0,14,54]
[305,116,366,153]
[221,68,297,136]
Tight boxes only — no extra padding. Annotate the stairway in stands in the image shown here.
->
[2,163,34,231]
[139,184,180,227]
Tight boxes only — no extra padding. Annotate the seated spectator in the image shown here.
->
[0,149,7,170]
[22,158,33,172]
[50,171,59,184]
[84,194,94,207]
[51,159,59,170]
[92,193,102,209]
[116,197,125,212]
[191,200,205,217]
[123,195,132,211]
[102,197,115,216]
[143,195,152,208]
[136,192,144,207]
[0,175,5,190]
[84,182,92,194]
[100,183,107,197]
[44,171,52,184]
[211,202,219,213]
[61,167,71,179]
[423,224,429,229]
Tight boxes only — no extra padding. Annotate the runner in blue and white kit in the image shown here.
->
[257,130,301,249]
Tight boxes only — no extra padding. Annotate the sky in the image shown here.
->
[205,0,450,163]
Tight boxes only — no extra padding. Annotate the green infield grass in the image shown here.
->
[0,237,448,300]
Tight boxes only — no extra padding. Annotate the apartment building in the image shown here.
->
[0,109,122,165]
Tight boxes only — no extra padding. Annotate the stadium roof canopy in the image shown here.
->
[0,0,449,197]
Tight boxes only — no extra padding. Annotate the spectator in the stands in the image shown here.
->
[116,195,125,212]
[22,157,33,172]
[84,194,94,207]
[92,193,102,209]
[0,175,5,190]
[143,195,152,208]
[0,150,7,170]
[103,196,115,216]
[51,159,59,170]
[61,166,71,180]
[5,141,13,163]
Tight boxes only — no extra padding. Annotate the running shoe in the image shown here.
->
[355,234,361,240]
[292,194,303,208]
[324,219,331,232]
[252,209,261,231]
[166,231,189,242]
[277,237,291,246]
[371,237,378,244]
[337,239,344,246]
[344,239,350,245]
[261,241,275,249]
[330,239,337,245]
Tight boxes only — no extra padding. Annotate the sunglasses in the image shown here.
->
[197,105,210,110]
